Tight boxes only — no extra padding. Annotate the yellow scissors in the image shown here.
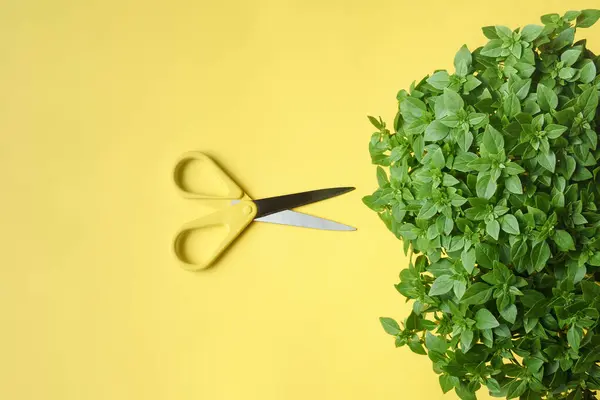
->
[173,152,355,270]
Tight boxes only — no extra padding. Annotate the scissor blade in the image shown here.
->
[255,209,356,231]
[253,187,354,219]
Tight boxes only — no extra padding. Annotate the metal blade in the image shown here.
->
[255,209,356,231]
[253,187,354,219]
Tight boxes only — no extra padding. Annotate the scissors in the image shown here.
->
[173,152,355,270]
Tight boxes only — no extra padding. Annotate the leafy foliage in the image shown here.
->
[366,10,600,400]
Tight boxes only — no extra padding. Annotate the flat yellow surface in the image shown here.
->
[1,1,599,399]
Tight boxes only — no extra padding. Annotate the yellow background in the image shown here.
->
[2,1,599,399]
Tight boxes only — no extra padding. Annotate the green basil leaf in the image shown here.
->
[486,219,500,240]
[461,283,493,305]
[579,59,597,84]
[427,70,451,90]
[454,45,472,77]
[553,229,576,251]
[424,120,450,141]
[500,304,518,324]
[501,214,520,235]
[425,332,448,354]
[461,248,476,275]
[475,308,500,330]
[380,317,401,335]
[576,9,600,28]
[537,84,558,112]
[504,175,523,194]
[476,173,497,199]
[521,24,544,41]
[429,275,455,296]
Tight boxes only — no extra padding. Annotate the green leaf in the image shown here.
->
[367,115,383,129]
[460,329,474,352]
[504,162,525,175]
[475,308,500,330]
[561,48,582,67]
[520,24,544,42]
[476,173,497,199]
[550,27,575,50]
[461,248,476,275]
[461,283,493,305]
[537,84,558,112]
[501,214,520,235]
[506,379,527,399]
[476,243,499,269]
[558,67,577,80]
[495,25,512,39]
[439,374,458,394]
[481,125,504,156]
[545,124,567,139]
[568,325,583,352]
[428,146,446,169]
[494,324,511,337]
[503,93,521,118]
[468,112,487,126]
[577,86,599,122]
[481,39,503,57]
[412,135,424,161]
[468,157,492,172]
[454,45,472,77]
[541,13,560,24]
[424,120,450,141]
[486,219,500,240]
[398,223,419,240]
[510,238,528,260]
[453,152,478,172]
[442,173,460,187]
[418,200,438,219]
[481,328,494,348]
[454,280,466,300]
[443,88,464,113]
[425,331,447,354]
[427,71,450,90]
[573,166,593,181]
[400,97,428,123]
[524,317,537,333]
[464,75,481,92]
[380,317,400,335]
[564,10,582,21]
[429,275,455,296]
[482,26,499,39]
[553,229,575,251]
[510,77,531,101]
[537,150,556,172]
[500,304,517,324]
[510,42,522,59]
[407,335,427,355]
[576,9,600,28]
[456,383,477,400]
[505,175,523,194]
[376,166,388,187]
[455,129,474,152]
[530,241,551,272]
[579,60,596,84]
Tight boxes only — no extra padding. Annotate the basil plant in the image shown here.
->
[364,10,600,400]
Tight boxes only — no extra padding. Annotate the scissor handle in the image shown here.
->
[173,200,258,270]
[173,151,244,199]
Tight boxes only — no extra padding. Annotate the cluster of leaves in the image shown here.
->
[364,10,600,400]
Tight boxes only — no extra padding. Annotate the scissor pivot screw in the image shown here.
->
[243,205,253,215]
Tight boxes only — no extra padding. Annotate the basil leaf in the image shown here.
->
[380,317,401,335]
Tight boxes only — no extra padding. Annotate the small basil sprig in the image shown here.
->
[366,9,600,400]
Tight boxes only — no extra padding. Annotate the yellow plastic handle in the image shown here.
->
[173,200,258,270]
[173,151,244,199]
